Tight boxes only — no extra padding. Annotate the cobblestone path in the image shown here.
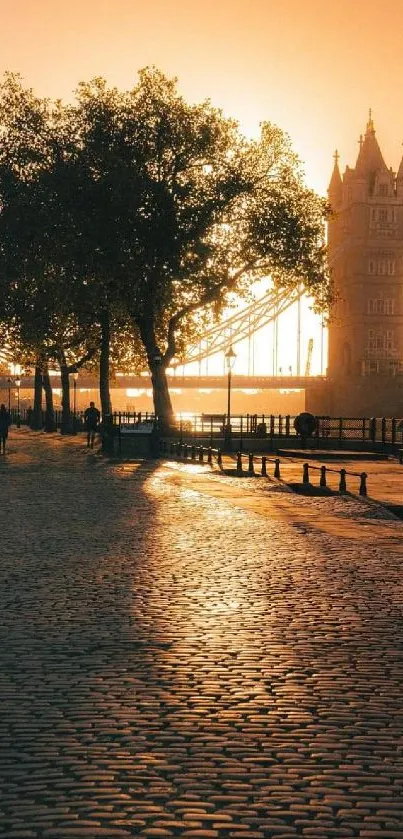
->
[1,429,403,838]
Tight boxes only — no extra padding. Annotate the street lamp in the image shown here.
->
[15,377,21,427]
[7,378,11,412]
[224,345,236,451]
[72,369,78,433]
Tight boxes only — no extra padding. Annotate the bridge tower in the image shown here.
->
[314,114,403,416]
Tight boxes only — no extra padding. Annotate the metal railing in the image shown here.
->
[111,412,403,448]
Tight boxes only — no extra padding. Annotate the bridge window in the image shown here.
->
[378,184,388,196]
[368,258,395,275]
[367,298,395,315]
[362,359,380,376]
[367,328,396,356]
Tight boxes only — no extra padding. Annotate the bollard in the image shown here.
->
[303,463,310,484]
[236,451,243,473]
[183,444,188,459]
[207,447,213,464]
[359,472,367,497]
[248,453,254,474]
[261,456,267,477]
[339,468,347,493]
[198,447,204,463]
[217,449,223,467]
[274,457,281,479]
[191,445,196,460]
[320,465,327,487]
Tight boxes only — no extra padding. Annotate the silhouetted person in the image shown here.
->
[84,401,100,448]
[0,404,11,454]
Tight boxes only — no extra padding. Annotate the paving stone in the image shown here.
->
[1,430,403,837]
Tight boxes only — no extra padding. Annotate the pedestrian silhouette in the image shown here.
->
[0,403,12,454]
[84,401,100,448]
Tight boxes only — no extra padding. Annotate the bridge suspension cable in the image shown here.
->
[178,286,303,366]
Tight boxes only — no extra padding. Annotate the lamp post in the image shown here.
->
[15,377,21,427]
[72,369,78,433]
[7,378,11,413]
[224,345,236,451]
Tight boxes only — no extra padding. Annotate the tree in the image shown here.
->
[70,69,331,427]
[0,70,331,430]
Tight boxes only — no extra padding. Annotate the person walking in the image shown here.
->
[84,401,101,448]
[0,403,11,454]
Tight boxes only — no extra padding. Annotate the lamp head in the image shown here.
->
[225,345,236,371]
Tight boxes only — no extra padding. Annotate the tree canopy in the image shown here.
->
[0,67,331,426]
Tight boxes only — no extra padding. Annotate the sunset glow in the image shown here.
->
[1,0,400,396]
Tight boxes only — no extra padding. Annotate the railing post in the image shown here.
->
[248,453,254,474]
[274,458,281,479]
[362,417,366,441]
[236,451,243,473]
[392,417,397,446]
[359,472,367,496]
[270,415,275,437]
[303,463,310,484]
[381,417,386,445]
[339,468,347,493]
[320,465,327,487]
[278,414,283,436]
[338,417,343,446]
[285,415,290,436]
[261,456,267,476]
[370,417,376,444]
[210,416,213,447]
[240,415,243,451]
[217,449,222,468]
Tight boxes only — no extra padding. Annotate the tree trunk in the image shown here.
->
[42,367,57,432]
[150,362,175,430]
[31,365,43,430]
[99,309,112,418]
[60,360,72,434]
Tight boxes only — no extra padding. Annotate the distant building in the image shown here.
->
[325,112,403,416]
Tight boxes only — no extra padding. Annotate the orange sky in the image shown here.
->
[2,0,403,195]
[2,0,402,378]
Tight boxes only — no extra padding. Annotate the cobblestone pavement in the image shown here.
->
[1,428,403,838]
